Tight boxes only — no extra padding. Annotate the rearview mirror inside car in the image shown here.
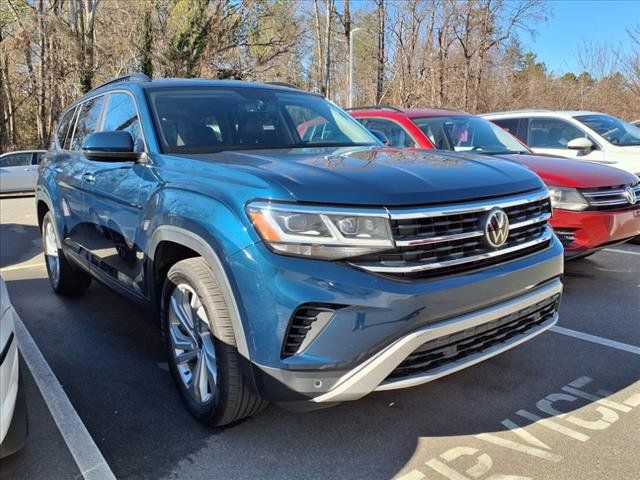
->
[369,129,390,146]
[82,131,141,162]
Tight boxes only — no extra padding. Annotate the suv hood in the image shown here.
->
[496,153,639,188]
[190,147,543,206]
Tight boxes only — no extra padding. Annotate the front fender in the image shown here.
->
[145,189,260,360]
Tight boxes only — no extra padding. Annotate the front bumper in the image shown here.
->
[311,279,561,403]
[551,206,640,255]
[228,236,564,406]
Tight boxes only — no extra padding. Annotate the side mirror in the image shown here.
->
[369,129,390,146]
[567,137,594,151]
[82,131,140,162]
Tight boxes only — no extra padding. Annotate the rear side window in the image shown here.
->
[527,117,588,149]
[70,96,105,151]
[0,153,32,167]
[34,152,45,165]
[492,118,520,136]
[102,93,145,152]
[56,107,77,149]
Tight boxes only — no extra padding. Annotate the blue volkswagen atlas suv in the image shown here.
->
[36,75,564,426]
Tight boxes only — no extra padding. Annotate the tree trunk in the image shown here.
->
[375,0,385,104]
[343,0,350,102]
[323,0,333,98]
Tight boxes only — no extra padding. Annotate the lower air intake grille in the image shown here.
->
[282,305,337,357]
[386,294,560,381]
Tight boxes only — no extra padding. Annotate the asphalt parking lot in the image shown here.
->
[1,195,639,480]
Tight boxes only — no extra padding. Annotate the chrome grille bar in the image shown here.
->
[394,212,551,247]
[386,189,550,219]
[351,227,553,274]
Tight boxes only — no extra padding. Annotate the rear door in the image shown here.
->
[80,91,154,298]
[0,152,34,192]
[55,96,106,264]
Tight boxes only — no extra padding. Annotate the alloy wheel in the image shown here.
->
[44,220,60,286]
[168,283,219,405]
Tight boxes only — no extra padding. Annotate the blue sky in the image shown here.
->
[527,0,640,74]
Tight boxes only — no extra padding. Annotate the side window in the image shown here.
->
[527,118,588,149]
[493,118,521,138]
[56,107,76,149]
[102,93,145,152]
[362,118,415,148]
[34,152,45,165]
[70,96,105,151]
[0,153,33,167]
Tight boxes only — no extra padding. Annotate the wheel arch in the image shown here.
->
[148,225,251,360]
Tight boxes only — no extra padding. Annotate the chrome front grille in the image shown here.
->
[580,183,640,210]
[349,189,552,278]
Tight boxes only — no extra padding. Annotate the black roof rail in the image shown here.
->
[344,105,402,112]
[263,81,301,90]
[88,73,151,94]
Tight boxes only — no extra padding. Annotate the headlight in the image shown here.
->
[247,201,394,260]
[547,186,588,211]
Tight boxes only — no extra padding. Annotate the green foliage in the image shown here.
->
[167,0,211,77]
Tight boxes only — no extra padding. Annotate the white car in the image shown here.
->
[0,150,46,194]
[481,110,640,176]
[0,275,27,458]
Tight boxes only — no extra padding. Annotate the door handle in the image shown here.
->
[82,172,96,183]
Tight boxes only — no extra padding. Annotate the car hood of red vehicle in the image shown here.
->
[496,153,638,188]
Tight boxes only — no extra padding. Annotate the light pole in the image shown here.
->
[348,27,363,108]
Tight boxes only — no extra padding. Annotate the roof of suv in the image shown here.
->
[349,107,469,118]
[482,110,605,118]
[77,75,315,105]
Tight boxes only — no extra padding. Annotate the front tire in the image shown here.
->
[161,257,267,427]
[42,212,91,296]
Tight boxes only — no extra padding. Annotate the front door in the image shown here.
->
[80,92,155,298]
[526,117,605,162]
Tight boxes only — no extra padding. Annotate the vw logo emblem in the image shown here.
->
[624,186,637,205]
[484,208,510,248]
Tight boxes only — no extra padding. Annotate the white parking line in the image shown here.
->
[604,248,640,256]
[0,262,43,273]
[550,326,640,356]
[14,317,116,480]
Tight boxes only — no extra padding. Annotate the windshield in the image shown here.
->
[574,114,640,147]
[412,115,528,154]
[147,87,378,154]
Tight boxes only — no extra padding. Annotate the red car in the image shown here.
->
[349,106,640,257]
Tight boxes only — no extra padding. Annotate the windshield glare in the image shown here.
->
[147,87,378,154]
[412,115,527,154]
[574,114,640,147]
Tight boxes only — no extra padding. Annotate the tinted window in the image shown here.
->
[148,87,376,154]
[0,153,32,167]
[56,107,77,149]
[34,152,45,165]
[492,118,521,138]
[527,118,588,149]
[103,93,145,152]
[70,96,105,150]
[361,118,415,147]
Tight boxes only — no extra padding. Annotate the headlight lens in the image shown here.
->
[247,202,394,260]
[547,186,588,211]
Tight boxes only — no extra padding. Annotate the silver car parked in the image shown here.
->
[0,150,46,193]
